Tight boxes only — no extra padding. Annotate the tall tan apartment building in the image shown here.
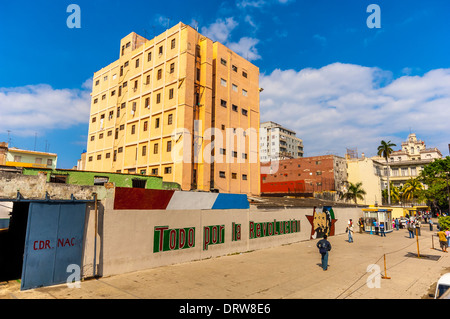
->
[85,22,260,195]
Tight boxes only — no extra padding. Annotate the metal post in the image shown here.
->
[381,254,391,279]
[93,193,98,278]
[416,228,420,258]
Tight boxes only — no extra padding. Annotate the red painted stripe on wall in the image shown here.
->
[113,187,175,210]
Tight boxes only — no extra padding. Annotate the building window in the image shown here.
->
[35,158,42,164]
[159,46,163,56]
[241,109,248,116]
[220,148,226,155]
[167,141,172,152]
[147,52,152,62]
[118,147,123,153]
[115,128,119,139]
[156,93,161,104]
[168,114,173,125]
[142,145,147,156]
[135,58,140,68]
[97,154,101,160]
[242,174,248,180]
[220,58,227,66]
[232,84,238,92]
[169,88,174,99]
[131,125,136,134]
[232,151,237,158]
[113,150,117,162]
[220,99,227,107]
[90,136,95,141]
[99,133,104,139]
[164,166,172,174]
[219,171,226,178]
[153,143,159,154]
[155,117,160,128]
[151,168,158,175]
[102,94,106,100]
[105,153,110,159]
[95,80,100,86]
[47,159,53,166]
[157,69,162,80]
[242,153,247,160]
[132,179,146,188]
[232,104,238,112]
[171,38,176,49]
[120,124,125,130]
[232,173,237,179]
[145,97,150,108]
[220,78,227,87]
[232,65,237,72]
[143,121,148,131]
[242,71,247,78]
[170,63,175,74]
[88,156,93,162]
[316,171,322,175]
[92,117,96,123]
[242,89,247,96]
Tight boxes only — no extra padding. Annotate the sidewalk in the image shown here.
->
[1,222,449,299]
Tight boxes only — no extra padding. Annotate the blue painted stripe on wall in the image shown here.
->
[211,193,249,210]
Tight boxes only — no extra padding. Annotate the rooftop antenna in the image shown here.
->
[7,130,11,146]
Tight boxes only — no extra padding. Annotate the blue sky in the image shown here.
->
[1,0,450,168]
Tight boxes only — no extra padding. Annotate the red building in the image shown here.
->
[260,155,347,196]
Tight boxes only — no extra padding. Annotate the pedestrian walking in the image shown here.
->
[446,229,450,248]
[374,220,379,235]
[347,219,354,243]
[316,235,332,271]
[416,220,421,236]
[438,229,448,252]
[429,219,433,231]
[358,218,364,233]
[408,221,415,239]
[395,218,399,231]
[379,222,386,237]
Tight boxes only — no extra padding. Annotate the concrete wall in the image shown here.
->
[21,167,167,190]
[81,195,362,279]
[0,171,105,200]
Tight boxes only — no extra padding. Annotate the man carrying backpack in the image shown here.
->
[317,235,332,271]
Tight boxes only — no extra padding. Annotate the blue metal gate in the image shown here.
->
[21,202,87,290]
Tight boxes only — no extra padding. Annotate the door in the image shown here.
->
[21,202,87,290]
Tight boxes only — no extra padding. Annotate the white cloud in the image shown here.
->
[201,17,238,43]
[0,82,91,136]
[200,17,261,61]
[227,37,261,61]
[260,63,450,157]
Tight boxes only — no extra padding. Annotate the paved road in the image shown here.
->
[1,220,449,300]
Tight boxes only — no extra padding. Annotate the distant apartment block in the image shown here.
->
[260,155,347,195]
[85,22,261,195]
[259,121,303,162]
[0,142,57,170]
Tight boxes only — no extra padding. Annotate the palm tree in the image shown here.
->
[382,182,401,204]
[341,182,367,205]
[377,140,397,205]
[402,178,424,206]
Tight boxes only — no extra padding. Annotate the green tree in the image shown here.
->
[341,182,367,205]
[419,156,450,213]
[401,178,424,206]
[377,140,396,205]
[438,216,450,231]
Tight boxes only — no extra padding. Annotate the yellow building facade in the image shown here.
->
[85,22,260,195]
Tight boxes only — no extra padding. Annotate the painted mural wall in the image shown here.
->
[81,188,362,279]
